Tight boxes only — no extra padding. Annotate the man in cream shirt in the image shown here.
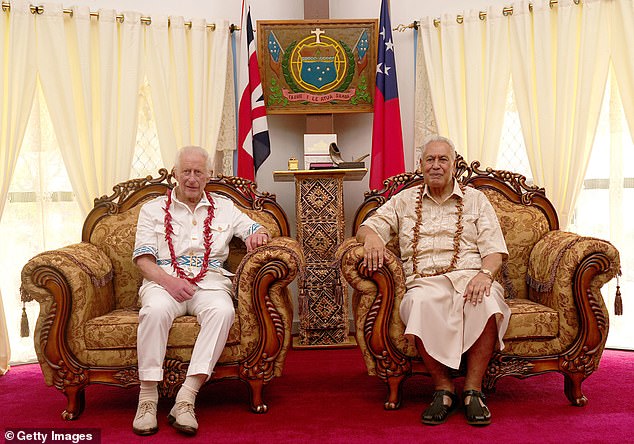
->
[357,135,510,427]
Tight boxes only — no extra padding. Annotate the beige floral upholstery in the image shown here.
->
[90,204,146,310]
[481,188,551,300]
[337,158,620,409]
[21,172,304,419]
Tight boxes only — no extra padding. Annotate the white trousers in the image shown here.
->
[137,280,235,382]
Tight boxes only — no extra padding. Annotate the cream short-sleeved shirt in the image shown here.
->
[361,180,508,293]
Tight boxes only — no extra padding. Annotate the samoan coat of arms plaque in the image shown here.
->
[257,19,378,114]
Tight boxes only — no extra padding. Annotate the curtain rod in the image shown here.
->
[0,1,235,31]
[394,0,578,31]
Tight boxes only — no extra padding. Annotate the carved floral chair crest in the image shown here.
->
[336,155,621,409]
[21,170,304,419]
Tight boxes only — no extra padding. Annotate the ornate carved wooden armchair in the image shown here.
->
[21,171,304,419]
[336,156,620,409]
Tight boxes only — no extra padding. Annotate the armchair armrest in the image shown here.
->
[527,230,620,354]
[335,238,410,377]
[20,242,114,383]
[233,236,304,378]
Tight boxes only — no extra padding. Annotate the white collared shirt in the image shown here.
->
[133,189,262,288]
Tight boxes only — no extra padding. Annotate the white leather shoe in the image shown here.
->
[132,400,158,436]
[168,401,198,435]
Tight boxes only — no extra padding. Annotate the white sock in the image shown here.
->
[139,381,159,404]
[175,375,205,405]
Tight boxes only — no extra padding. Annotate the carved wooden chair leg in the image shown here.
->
[564,372,588,407]
[384,375,406,410]
[61,385,86,420]
[245,377,268,413]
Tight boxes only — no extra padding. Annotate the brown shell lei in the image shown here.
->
[411,183,465,277]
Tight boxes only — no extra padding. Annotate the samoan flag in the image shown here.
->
[355,29,369,74]
[237,1,271,181]
[267,31,283,78]
[370,0,405,190]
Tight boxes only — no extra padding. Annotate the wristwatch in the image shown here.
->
[479,268,494,280]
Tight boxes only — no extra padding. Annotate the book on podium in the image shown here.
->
[309,162,336,170]
[337,162,366,169]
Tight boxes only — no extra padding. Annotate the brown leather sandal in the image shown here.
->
[463,389,492,426]
[421,390,458,425]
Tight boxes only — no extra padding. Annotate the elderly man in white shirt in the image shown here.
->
[131,145,270,436]
[357,135,510,427]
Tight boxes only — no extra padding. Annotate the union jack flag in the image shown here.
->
[237,1,270,181]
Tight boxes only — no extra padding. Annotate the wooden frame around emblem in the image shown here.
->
[256,19,378,114]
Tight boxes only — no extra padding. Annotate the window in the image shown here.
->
[0,87,82,364]
[496,79,531,179]
[568,73,633,350]
[2,81,165,364]
[497,74,633,350]
[130,80,162,179]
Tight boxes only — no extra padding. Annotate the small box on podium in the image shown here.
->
[304,134,336,169]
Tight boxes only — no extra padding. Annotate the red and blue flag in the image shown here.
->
[237,1,270,181]
[370,0,405,190]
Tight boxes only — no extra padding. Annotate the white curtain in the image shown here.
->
[610,0,634,136]
[416,7,510,165]
[36,6,144,216]
[509,0,610,228]
[0,0,38,375]
[144,17,232,171]
[414,26,438,166]
[215,42,237,177]
[0,294,10,375]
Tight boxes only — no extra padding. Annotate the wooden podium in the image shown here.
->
[273,168,367,347]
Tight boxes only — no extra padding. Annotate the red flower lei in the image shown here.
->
[163,189,215,284]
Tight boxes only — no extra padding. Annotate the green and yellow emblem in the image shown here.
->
[258,20,377,114]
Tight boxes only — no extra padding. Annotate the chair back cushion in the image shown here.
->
[478,188,551,299]
[90,205,145,309]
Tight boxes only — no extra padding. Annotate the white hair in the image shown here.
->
[420,135,457,162]
[174,145,213,173]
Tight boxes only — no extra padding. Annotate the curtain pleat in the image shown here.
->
[210,19,235,175]
[37,6,143,216]
[510,0,610,228]
[610,0,634,137]
[414,27,438,166]
[215,37,237,176]
[416,7,510,165]
[145,17,231,171]
[0,293,10,375]
[0,0,38,375]
[0,0,37,222]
